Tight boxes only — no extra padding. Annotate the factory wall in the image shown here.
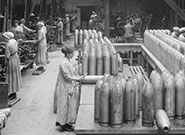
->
[111,0,170,18]
[65,0,100,28]
[64,0,171,29]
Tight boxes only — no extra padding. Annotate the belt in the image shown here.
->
[10,51,17,56]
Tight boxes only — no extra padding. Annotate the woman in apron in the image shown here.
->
[55,45,83,132]
[3,32,22,99]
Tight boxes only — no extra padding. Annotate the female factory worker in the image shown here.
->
[65,14,70,38]
[11,20,23,33]
[19,18,35,33]
[11,20,24,39]
[35,22,47,71]
[3,32,22,99]
[171,27,180,39]
[55,45,83,132]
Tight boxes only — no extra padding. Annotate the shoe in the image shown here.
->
[40,67,44,71]
[56,122,65,132]
[55,122,60,126]
[59,126,65,132]
[36,67,42,71]
[65,124,73,128]
[8,93,17,100]
[63,125,74,132]
[12,93,17,99]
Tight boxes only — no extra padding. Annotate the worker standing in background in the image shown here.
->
[90,11,97,19]
[134,14,142,35]
[56,18,64,45]
[89,14,98,30]
[2,32,22,100]
[55,46,84,132]
[124,19,134,43]
[35,22,47,71]
[64,14,70,38]
[71,11,77,33]
[11,20,24,39]
[178,27,185,42]
[40,20,47,35]
[19,18,36,35]
[89,15,95,30]
[40,20,50,64]
[11,20,23,33]
[145,14,153,30]
[171,27,180,39]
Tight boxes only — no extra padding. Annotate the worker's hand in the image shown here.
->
[68,92,73,96]
[83,73,87,79]
[77,76,84,82]
[32,30,36,33]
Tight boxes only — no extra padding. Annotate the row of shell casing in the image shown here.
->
[94,72,171,133]
[144,30,185,74]
[148,29,185,54]
[150,70,185,120]
[82,34,122,75]
[94,72,159,127]
[74,29,103,48]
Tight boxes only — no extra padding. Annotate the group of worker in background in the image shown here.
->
[88,11,105,33]
[1,11,82,132]
[113,12,170,43]
[2,17,49,100]
[1,12,69,99]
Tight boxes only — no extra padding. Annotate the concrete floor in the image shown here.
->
[2,38,77,135]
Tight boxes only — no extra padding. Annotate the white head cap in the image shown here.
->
[37,22,44,27]
[3,32,14,39]
[179,27,185,33]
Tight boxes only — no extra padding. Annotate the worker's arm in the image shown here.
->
[35,30,42,44]
[5,45,10,60]
[23,25,36,33]
[61,63,84,82]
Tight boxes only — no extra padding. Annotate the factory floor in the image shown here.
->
[2,37,77,135]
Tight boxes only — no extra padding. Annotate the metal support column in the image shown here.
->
[104,0,110,37]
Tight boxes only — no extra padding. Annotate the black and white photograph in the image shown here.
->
[0,0,185,135]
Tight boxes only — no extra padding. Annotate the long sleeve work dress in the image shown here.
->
[56,57,79,125]
[56,21,64,44]
[5,39,22,95]
[36,28,47,67]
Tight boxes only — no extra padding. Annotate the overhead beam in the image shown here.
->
[164,0,185,21]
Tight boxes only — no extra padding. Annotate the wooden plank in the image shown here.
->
[138,66,149,82]
[129,66,135,75]
[75,104,185,135]
[8,98,21,107]
[80,84,95,105]
[130,51,133,66]
[141,45,167,74]
[123,65,132,79]
[135,66,141,74]
[32,69,46,75]
[113,43,142,53]
[132,66,138,75]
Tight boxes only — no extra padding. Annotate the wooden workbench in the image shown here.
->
[113,43,167,74]
[75,84,185,135]
[74,44,184,135]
